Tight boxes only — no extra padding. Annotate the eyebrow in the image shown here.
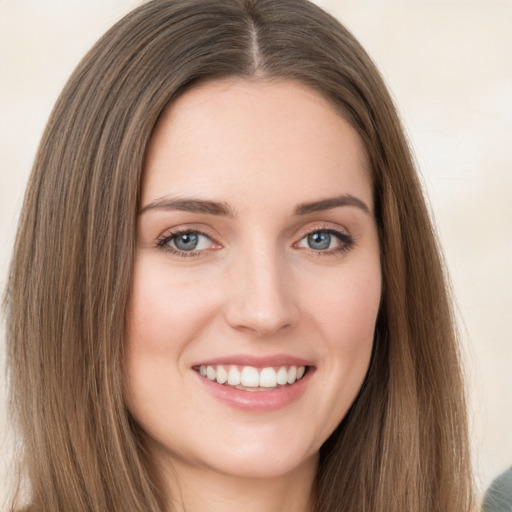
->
[140,197,235,216]
[139,194,371,217]
[293,194,371,216]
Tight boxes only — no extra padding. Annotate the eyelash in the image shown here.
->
[156,228,214,258]
[155,225,354,258]
[297,226,354,256]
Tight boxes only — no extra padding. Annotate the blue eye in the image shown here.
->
[174,232,200,251]
[296,229,352,253]
[157,230,213,256]
[307,232,332,250]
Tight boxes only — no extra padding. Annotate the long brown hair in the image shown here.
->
[4,0,474,510]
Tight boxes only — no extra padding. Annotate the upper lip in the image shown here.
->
[192,354,314,368]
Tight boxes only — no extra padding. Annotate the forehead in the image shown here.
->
[142,79,372,212]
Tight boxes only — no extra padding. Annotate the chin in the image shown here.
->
[189,430,320,480]
[204,449,318,480]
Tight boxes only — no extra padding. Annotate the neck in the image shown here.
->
[158,453,318,512]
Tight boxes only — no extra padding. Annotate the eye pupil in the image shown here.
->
[174,232,199,251]
[308,232,331,250]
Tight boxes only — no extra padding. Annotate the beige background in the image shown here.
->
[1,0,511,505]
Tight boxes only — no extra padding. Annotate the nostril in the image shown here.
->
[232,322,292,338]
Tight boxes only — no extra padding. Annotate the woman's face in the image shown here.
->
[125,79,381,481]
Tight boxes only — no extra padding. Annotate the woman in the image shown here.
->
[4,0,474,510]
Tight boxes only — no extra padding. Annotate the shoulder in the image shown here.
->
[482,466,512,512]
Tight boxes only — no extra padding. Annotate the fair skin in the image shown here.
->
[124,79,382,512]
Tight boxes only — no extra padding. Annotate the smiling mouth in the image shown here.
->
[193,364,309,391]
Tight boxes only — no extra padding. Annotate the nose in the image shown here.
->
[223,247,299,338]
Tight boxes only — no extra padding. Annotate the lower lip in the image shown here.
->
[194,369,314,412]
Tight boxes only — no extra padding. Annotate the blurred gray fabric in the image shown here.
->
[483,467,512,512]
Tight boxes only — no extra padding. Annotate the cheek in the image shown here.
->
[123,259,215,411]
[300,264,381,407]
[125,259,218,355]
[305,263,381,345]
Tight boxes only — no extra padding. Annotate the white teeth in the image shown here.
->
[216,365,228,384]
[259,367,277,388]
[276,366,288,385]
[198,364,307,389]
[206,365,216,381]
[227,366,241,386]
[287,366,297,384]
[241,367,259,387]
